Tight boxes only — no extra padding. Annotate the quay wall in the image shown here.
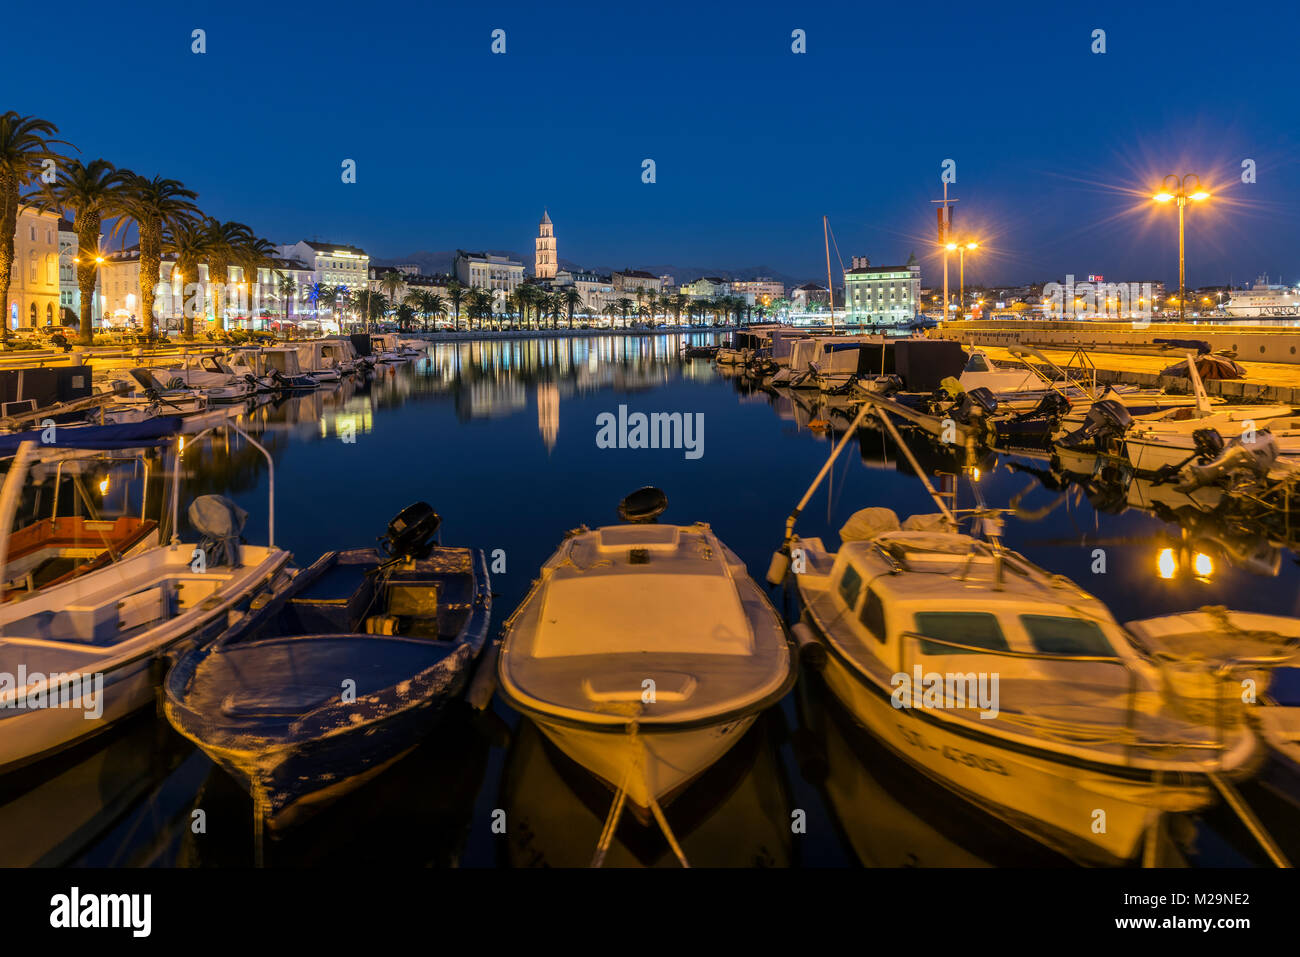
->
[936,320,1300,365]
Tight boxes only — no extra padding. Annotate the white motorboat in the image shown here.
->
[0,433,291,773]
[369,334,418,362]
[497,488,794,839]
[788,507,1258,865]
[293,341,344,382]
[767,404,1260,865]
[146,357,257,403]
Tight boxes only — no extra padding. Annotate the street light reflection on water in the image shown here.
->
[6,332,1299,868]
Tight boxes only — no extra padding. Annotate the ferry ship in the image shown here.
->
[1224,277,1300,317]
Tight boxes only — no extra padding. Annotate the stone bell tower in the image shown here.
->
[535,209,556,279]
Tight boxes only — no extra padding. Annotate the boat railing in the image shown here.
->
[896,630,1234,768]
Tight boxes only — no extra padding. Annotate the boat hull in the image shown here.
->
[811,619,1217,866]
[529,713,756,810]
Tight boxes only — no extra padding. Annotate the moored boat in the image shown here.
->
[163,503,491,828]
[0,432,290,774]
[496,487,795,833]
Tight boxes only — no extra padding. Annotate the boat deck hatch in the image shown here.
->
[582,672,698,703]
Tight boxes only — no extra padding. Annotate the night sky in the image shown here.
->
[14,0,1300,286]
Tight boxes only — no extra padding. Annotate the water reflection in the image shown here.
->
[5,332,1300,867]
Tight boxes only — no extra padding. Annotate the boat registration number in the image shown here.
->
[896,723,1009,776]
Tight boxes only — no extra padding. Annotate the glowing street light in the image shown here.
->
[945,240,979,318]
[1153,173,1210,320]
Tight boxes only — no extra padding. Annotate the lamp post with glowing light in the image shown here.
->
[1153,174,1209,320]
[945,241,978,318]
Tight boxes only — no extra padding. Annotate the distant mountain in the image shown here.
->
[376,251,808,289]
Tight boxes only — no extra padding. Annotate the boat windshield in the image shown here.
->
[1019,615,1114,657]
[914,612,1009,655]
[963,353,992,373]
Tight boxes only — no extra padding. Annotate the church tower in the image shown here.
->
[535,209,557,279]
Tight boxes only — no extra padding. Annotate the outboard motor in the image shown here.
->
[1190,427,1225,463]
[1177,431,1280,492]
[1057,398,1133,451]
[1012,390,1071,424]
[871,374,904,398]
[188,495,248,568]
[382,502,442,560]
[949,386,999,425]
[618,486,668,524]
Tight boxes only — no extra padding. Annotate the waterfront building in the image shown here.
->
[535,209,557,279]
[454,250,526,294]
[277,240,371,301]
[611,269,664,296]
[6,204,63,330]
[56,217,85,324]
[790,282,830,309]
[679,277,730,299]
[843,257,921,323]
[728,278,784,306]
[256,257,315,322]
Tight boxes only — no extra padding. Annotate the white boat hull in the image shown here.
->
[815,636,1215,865]
[530,714,756,809]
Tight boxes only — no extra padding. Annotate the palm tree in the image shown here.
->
[166,217,215,340]
[446,280,465,331]
[275,272,297,326]
[561,287,582,329]
[202,219,253,333]
[672,292,689,328]
[508,287,527,330]
[117,174,198,339]
[315,282,338,328]
[40,158,131,346]
[413,290,446,330]
[0,112,69,344]
[615,297,633,329]
[378,270,405,315]
[353,288,386,326]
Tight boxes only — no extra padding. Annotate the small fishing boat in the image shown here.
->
[0,430,290,773]
[292,342,343,383]
[139,358,256,403]
[163,503,492,828]
[236,346,320,390]
[767,403,1262,866]
[369,333,418,362]
[497,487,794,858]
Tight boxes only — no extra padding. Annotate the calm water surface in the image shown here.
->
[6,333,1299,867]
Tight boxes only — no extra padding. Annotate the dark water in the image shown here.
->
[5,333,1299,867]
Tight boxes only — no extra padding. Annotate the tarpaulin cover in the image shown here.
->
[0,416,184,458]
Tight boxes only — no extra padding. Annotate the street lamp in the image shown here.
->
[945,241,978,318]
[1153,174,1210,320]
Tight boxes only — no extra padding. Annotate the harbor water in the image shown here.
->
[4,332,1298,867]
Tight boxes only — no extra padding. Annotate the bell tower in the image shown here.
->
[535,209,556,279]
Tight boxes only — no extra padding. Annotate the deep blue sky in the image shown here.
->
[14,0,1300,287]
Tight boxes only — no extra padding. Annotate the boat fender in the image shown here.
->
[792,622,826,670]
[766,548,790,586]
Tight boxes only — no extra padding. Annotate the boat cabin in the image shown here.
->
[818,532,1137,688]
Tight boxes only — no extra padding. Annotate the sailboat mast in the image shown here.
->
[824,215,835,335]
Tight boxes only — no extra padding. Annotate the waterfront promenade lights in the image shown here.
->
[1153,174,1210,319]
[946,241,978,318]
